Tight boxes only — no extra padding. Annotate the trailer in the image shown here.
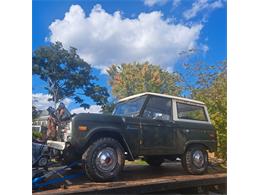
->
[33,162,226,194]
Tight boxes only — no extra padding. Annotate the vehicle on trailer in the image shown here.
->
[47,92,217,182]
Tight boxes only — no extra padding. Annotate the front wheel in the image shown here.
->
[182,145,208,175]
[82,137,125,181]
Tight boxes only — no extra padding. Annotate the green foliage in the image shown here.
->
[125,159,148,165]
[32,130,43,139]
[32,42,109,108]
[107,62,183,99]
[32,105,38,120]
[190,61,227,160]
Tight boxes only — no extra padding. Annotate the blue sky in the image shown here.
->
[32,0,226,113]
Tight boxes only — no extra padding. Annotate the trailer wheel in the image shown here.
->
[182,145,208,175]
[37,155,49,167]
[82,137,125,181]
[144,156,164,167]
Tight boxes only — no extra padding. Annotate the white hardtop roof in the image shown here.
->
[118,92,205,105]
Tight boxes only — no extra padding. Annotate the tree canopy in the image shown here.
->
[107,62,183,99]
[32,105,39,120]
[32,42,109,108]
[184,61,227,160]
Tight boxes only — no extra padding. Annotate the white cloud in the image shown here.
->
[202,44,209,53]
[32,93,72,110]
[70,105,102,114]
[210,0,223,9]
[183,0,223,20]
[172,0,181,8]
[49,4,203,73]
[61,98,72,107]
[143,0,169,7]
[144,0,180,8]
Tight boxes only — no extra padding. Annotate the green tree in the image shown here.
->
[32,105,38,120]
[107,62,183,100]
[32,42,109,108]
[184,61,227,160]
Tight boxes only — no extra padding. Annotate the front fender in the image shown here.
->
[76,127,135,161]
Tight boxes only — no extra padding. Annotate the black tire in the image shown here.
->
[82,137,125,181]
[181,156,187,171]
[63,146,78,165]
[181,145,208,175]
[144,156,164,167]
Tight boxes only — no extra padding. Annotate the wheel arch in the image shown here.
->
[183,140,214,153]
[82,129,134,161]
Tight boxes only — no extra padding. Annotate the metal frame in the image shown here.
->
[139,95,173,121]
[172,99,211,124]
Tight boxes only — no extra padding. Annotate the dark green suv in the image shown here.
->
[47,92,217,181]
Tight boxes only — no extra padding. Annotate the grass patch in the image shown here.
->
[125,159,147,165]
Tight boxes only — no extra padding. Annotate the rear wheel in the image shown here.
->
[182,145,208,175]
[82,137,125,181]
[144,156,164,167]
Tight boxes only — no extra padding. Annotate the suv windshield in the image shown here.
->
[112,95,147,117]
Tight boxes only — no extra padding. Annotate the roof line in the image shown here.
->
[118,92,205,105]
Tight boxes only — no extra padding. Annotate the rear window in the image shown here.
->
[176,102,208,121]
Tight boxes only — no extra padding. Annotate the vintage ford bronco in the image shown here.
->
[47,92,217,181]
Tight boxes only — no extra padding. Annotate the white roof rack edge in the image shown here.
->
[118,92,205,105]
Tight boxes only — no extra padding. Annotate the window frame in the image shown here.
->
[140,95,173,121]
[172,100,211,124]
[113,95,147,117]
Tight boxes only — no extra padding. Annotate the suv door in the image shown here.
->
[139,96,175,155]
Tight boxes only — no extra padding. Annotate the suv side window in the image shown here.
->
[142,96,172,121]
[176,102,208,121]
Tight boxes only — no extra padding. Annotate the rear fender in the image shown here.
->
[184,140,217,153]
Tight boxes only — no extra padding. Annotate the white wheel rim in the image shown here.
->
[95,147,117,172]
[192,150,205,168]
